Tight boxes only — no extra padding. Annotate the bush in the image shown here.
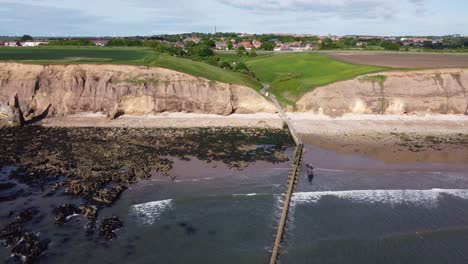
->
[219,61,232,69]
[48,40,96,46]
[249,49,258,57]
[106,39,143,47]
[260,41,275,51]
[188,45,214,57]
[381,41,400,51]
[205,56,220,66]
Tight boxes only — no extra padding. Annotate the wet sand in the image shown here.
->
[290,114,468,164]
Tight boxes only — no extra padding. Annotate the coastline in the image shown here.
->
[2,112,467,164]
[289,113,468,164]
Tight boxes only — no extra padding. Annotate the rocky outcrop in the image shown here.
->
[7,93,25,126]
[297,69,468,116]
[0,63,275,118]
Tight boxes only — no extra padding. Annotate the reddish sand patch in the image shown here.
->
[326,52,468,68]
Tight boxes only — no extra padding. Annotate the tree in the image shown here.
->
[248,48,257,57]
[380,41,400,51]
[188,45,214,57]
[237,46,246,56]
[227,42,233,50]
[320,38,340,50]
[219,61,232,69]
[185,41,196,48]
[260,41,275,51]
[20,35,33,41]
[202,39,216,48]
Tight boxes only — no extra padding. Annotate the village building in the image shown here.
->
[4,41,20,47]
[238,41,253,50]
[22,41,49,47]
[215,42,228,50]
[183,36,201,44]
[356,41,367,47]
[252,40,262,49]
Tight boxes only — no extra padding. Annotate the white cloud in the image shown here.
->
[218,0,426,19]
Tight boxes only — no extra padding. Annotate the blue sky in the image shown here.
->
[0,0,466,36]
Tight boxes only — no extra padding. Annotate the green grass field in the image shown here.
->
[0,47,149,64]
[243,53,387,105]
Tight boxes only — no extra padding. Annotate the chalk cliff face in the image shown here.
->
[0,63,275,118]
[297,69,468,116]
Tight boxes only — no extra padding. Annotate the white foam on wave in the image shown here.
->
[233,193,261,197]
[292,189,468,207]
[130,199,173,225]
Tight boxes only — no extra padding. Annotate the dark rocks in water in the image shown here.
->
[15,208,39,224]
[53,204,81,226]
[53,204,98,233]
[0,208,48,263]
[11,232,50,264]
[0,126,291,208]
[0,126,291,261]
[0,221,25,247]
[99,216,123,240]
[1,209,39,246]
[79,205,98,234]
[93,185,126,205]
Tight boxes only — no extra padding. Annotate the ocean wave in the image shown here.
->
[292,189,468,207]
[233,193,262,197]
[130,199,173,225]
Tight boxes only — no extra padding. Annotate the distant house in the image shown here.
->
[92,40,107,47]
[356,42,367,47]
[252,40,262,49]
[400,37,432,47]
[4,41,20,47]
[183,36,201,44]
[215,42,228,50]
[22,41,49,47]
[238,41,253,50]
[0,41,4,47]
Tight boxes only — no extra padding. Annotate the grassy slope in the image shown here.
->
[243,53,387,105]
[143,53,261,90]
[0,47,262,90]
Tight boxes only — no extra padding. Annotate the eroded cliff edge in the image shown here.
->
[297,69,468,116]
[0,63,276,119]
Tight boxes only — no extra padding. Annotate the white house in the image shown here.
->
[4,41,20,47]
[22,41,48,47]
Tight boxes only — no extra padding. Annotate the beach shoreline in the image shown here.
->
[2,112,467,164]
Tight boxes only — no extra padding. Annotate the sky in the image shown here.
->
[0,0,466,36]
